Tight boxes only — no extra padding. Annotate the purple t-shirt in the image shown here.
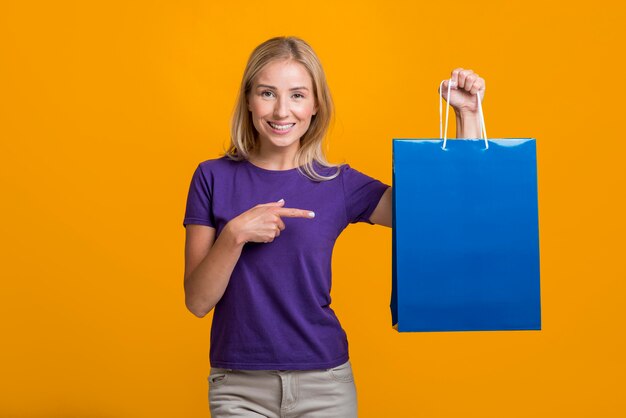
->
[183,155,389,370]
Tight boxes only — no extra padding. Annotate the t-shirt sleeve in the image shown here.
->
[341,164,390,225]
[183,164,215,228]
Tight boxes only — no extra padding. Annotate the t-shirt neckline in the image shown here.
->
[244,159,302,174]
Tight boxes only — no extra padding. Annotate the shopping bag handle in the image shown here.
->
[439,78,488,150]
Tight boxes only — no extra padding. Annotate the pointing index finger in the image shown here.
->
[276,207,316,218]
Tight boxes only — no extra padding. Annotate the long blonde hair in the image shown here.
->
[224,36,342,181]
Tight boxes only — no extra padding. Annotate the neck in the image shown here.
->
[249,142,300,171]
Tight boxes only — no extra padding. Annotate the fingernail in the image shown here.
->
[308,211,315,218]
[278,199,284,203]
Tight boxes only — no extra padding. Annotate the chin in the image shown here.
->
[262,132,302,148]
[268,139,300,149]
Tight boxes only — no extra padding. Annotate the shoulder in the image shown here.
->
[309,160,351,177]
[339,162,387,189]
[315,162,378,182]
[337,163,367,179]
[197,155,244,175]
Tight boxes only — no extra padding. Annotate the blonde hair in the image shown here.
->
[224,36,342,181]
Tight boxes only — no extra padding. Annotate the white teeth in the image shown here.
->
[268,122,294,130]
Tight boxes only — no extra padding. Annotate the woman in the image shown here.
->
[183,36,484,417]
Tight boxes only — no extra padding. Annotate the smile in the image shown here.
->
[267,121,295,131]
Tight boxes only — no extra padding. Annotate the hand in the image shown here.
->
[227,199,315,244]
[438,68,486,114]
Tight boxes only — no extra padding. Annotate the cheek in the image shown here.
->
[295,105,316,121]
[249,102,269,117]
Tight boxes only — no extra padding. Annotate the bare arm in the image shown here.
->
[183,199,315,318]
[369,186,392,228]
[184,224,245,318]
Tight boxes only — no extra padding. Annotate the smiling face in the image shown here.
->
[247,59,318,155]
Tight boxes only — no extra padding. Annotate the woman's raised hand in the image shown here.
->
[438,68,486,114]
[227,199,315,244]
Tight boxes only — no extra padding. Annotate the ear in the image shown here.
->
[313,102,318,116]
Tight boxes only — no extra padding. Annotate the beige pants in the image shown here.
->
[208,359,358,417]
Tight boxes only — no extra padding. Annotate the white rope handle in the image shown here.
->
[439,78,488,150]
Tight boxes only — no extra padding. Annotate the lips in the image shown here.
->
[267,121,295,129]
[267,121,295,131]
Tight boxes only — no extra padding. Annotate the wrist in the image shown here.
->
[455,111,481,139]
[224,221,247,247]
[455,108,479,119]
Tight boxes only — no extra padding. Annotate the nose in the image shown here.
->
[273,96,289,119]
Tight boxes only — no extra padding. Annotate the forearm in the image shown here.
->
[455,111,482,139]
[184,224,245,317]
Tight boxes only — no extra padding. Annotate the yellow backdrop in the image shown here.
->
[1,1,624,417]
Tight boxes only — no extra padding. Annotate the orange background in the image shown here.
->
[1,1,625,417]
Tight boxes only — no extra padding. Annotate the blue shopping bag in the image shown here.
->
[391,138,541,332]
[390,82,541,332]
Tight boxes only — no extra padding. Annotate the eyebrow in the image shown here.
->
[256,84,310,91]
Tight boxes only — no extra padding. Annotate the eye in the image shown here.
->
[260,90,275,98]
[292,93,305,99]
